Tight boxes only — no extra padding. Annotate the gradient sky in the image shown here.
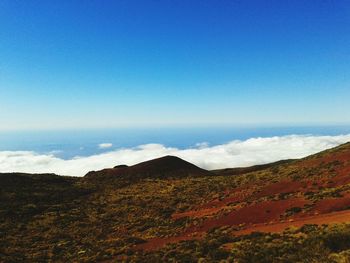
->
[1,0,349,130]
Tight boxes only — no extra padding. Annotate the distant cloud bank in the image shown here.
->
[0,134,350,176]
[98,143,113,149]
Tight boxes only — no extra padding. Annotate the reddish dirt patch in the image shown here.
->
[311,195,350,214]
[136,190,350,252]
[196,198,309,232]
[300,150,350,169]
[236,209,350,235]
[138,208,350,252]
[138,198,308,251]
[327,173,350,188]
[173,186,256,220]
[199,186,255,210]
[253,180,305,198]
[136,145,350,252]
[172,207,223,219]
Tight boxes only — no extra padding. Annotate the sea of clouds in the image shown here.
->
[1,134,350,176]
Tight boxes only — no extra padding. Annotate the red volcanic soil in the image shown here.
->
[300,146,350,169]
[327,172,350,188]
[136,143,350,251]
[138,198,310,251]
[139,196,350,251]
[196,198,309,232]
[200,186,255,209]
[172,178,319,221]
[253,180,305,198]
[173,186,255,220]
[236,209,350,235]
[311,194,350,214]
[172,207,223,220]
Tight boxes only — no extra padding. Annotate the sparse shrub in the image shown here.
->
[285,206,302,216]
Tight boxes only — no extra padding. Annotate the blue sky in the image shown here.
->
[1,0,349,130]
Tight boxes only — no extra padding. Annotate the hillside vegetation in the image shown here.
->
[1,143,350,262]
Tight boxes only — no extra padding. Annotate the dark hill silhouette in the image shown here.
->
[84,155,211,180]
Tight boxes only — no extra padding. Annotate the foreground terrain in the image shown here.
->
[1,143,350,262]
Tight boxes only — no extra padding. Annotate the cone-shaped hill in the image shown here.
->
[84,155,211,181]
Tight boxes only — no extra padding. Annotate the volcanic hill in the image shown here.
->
[2,143,350,262]
[84,155,211,181]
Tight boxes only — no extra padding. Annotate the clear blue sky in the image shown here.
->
[1,0,349,130]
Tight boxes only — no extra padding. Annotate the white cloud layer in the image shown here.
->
[0,134,350,177]
[98,143,113,149]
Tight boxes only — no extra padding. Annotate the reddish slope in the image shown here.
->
[137,142,350,251]
[236,209,350,235]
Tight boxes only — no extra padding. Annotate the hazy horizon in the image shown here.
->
[0,125,349,176]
